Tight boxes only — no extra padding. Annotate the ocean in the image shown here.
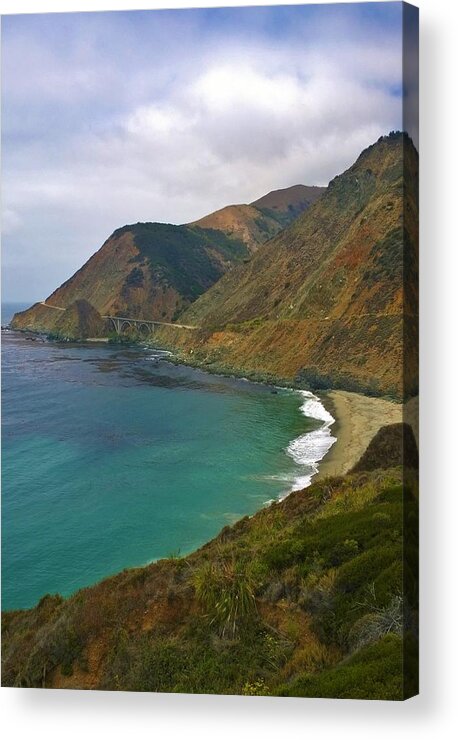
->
[1,302,335,610]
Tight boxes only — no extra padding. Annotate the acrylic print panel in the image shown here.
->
[1,2,418,699]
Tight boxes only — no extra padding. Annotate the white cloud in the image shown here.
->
[2,9,403,301]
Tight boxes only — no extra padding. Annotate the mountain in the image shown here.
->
[252,184,326,227]
[189,204,283,253]
[190,185,325,251]
[11,185,322,334]
[11,134,418,399]
[11,223,248,333]
[159,133,418,400]
[1,422,418,698]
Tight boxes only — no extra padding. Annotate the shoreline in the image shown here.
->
[285,390,336,494]
[316,390,403,479]
[150,344,404,489]
[5,326,403,488]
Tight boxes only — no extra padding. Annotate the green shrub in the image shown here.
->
[330,538,359,565]
[276,634,404,700]
[349,592,403,650]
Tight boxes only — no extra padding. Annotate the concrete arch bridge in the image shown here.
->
[104,315,197,336]
[38,302,197,335]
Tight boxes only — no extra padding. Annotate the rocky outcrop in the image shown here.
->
[51,300,106,340]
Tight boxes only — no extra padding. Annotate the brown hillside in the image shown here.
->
[191,185,325,252]
[161,133,418,399]
[52,300,106,340]
[12,225,247,330]
[251,184,325,226]
[190,204,282,252]
[12,185,317,333]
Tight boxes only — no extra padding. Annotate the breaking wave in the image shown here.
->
[284,390,336,496]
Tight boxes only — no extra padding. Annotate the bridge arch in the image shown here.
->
[107,317,120,334]
[103,314,197,336]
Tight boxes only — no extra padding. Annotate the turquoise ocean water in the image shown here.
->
[1,303,334,610]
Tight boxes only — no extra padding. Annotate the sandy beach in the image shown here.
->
[317,390,403,479]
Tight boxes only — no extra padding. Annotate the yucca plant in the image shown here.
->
[193,557,257,637]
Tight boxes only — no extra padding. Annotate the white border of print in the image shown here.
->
[1,1,457,739]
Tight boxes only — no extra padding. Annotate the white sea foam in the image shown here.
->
[283,390,336,497]
[146,349,174,360]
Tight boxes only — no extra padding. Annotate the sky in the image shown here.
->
[1,2,409,302]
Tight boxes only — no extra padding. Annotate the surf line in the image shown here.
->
[283,390,336,496]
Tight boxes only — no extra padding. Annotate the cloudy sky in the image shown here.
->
[2,2,406,302]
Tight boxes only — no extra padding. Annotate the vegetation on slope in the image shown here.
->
[2,423,418,699]
[115,221,249,303]
[48,300,106,341]
[11,223,249,330]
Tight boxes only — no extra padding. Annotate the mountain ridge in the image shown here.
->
[11,184,321,333]
[251,184,326,227]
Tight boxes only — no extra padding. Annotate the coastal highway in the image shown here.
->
[39,302,198,330]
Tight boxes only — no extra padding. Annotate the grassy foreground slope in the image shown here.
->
[158,133,418,400]
[2,424,418,699]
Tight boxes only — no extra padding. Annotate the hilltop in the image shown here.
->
[252,184,326,227]
[11,185,321,335]
[191,185,325,251]
[158,133,418,400]
[190,204,283,253]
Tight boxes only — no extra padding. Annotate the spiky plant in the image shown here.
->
[193,557,257,638]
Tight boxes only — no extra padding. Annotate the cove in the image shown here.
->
[2,327,328,610]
